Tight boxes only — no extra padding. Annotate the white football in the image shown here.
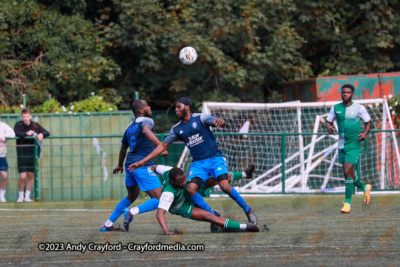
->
[179,47,197,65]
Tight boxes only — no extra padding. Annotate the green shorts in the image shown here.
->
[339,148,361,165]
[169,184,209,219]
[170,199,194,219]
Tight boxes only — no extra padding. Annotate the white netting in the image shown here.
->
[178,100,400,193]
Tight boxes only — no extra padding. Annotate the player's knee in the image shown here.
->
[219,181,232,193]
[186,178,202,196]
[186,184,197,196]
[343,168,352,178]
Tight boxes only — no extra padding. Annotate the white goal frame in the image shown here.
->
[177,99,400,194]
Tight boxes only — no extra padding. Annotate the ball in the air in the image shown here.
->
[179,47,197,65]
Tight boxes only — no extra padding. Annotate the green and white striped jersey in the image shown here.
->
[327,102,371,150]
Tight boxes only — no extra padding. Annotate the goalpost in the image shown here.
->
[177,99,400,194]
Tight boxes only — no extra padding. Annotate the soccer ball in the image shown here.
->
[179,47,197,65]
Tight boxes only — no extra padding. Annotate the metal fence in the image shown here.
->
[2,130,399,202]
[2,135,184,201]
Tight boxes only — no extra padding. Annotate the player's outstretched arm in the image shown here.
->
[128,142,170,171]
[156,208,180,235]
[142,124,168,158]
[113,144,129,174]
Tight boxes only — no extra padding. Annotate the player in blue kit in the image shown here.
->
[100,99,167,231]
[129,97,258,225]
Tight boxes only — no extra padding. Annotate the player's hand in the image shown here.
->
[327,126,335,134]
[0,136,5,142]
[26,130,35,136]
[113,166,124,174]
[37,133,43,142]
[161,150,168,158]
[357,132,367,141]
[213,118,226,128]
[128,161,144,172]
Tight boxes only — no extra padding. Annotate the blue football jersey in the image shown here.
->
[122,117,155,167]
[164,113,224,162]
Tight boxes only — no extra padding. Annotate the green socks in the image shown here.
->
[229,172,243,181]
[353,176,366,191]
[345,178,354,204]
[224,218,246,230]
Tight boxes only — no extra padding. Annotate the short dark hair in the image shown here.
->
[341,84,355,92]
[21,109,31,115]
[169,167,184,182]
[131,99,146,116]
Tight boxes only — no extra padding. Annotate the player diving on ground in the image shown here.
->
[125,164,259,234]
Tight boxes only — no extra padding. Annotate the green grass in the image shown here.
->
[1,194,400,266]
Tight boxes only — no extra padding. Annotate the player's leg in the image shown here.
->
[124,167,163,231]
[0,158,9,202]
[347,149,372,205]
[17,171,27,203]
[186,161,217,215]
[204,163,256,189]
[211,158,257,224]
[125,187,162,231]
[186,178,216,215]
[342,162,354,213]
[101,167,140,231]
[101,184,140,231]
[218,176,257,224]
[191,206,259,232]
[0,171,7,202]
[24,171,35,202]
[339,149,352,213]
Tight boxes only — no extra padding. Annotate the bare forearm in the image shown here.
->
[140,143,168,164]
[118,149,127,167]
[156,209,169,234]
[364,121,371,135]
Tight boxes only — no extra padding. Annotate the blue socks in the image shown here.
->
[190,193,216,215]
[108,197,160,223]
[229,188,250,213]
[137,198,159,214]
[109,197,132,223]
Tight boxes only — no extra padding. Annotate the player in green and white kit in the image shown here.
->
[125,164,258,234]
[326,84,372,213]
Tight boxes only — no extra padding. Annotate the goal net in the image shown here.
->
[177,99,400,193]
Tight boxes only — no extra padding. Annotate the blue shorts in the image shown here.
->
[125,166,161,191]
[0,157,8,171]
[188,157,228,185]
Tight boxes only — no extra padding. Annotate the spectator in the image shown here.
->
[0,117,15,202]
[14,109,50,202]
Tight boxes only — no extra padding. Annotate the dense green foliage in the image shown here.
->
[1,0,400,111]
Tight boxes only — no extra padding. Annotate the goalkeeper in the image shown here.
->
[326,84,372,213]
[125,164,258,234]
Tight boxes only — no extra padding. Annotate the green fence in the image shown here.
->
[2,130,399,202]
[2,135,184,202]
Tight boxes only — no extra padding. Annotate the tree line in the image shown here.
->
[1,0,399,111]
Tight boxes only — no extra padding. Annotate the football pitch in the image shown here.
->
[1,194,400,266]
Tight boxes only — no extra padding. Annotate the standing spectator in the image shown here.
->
[14,109,50,202]
[0,117,15,202]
